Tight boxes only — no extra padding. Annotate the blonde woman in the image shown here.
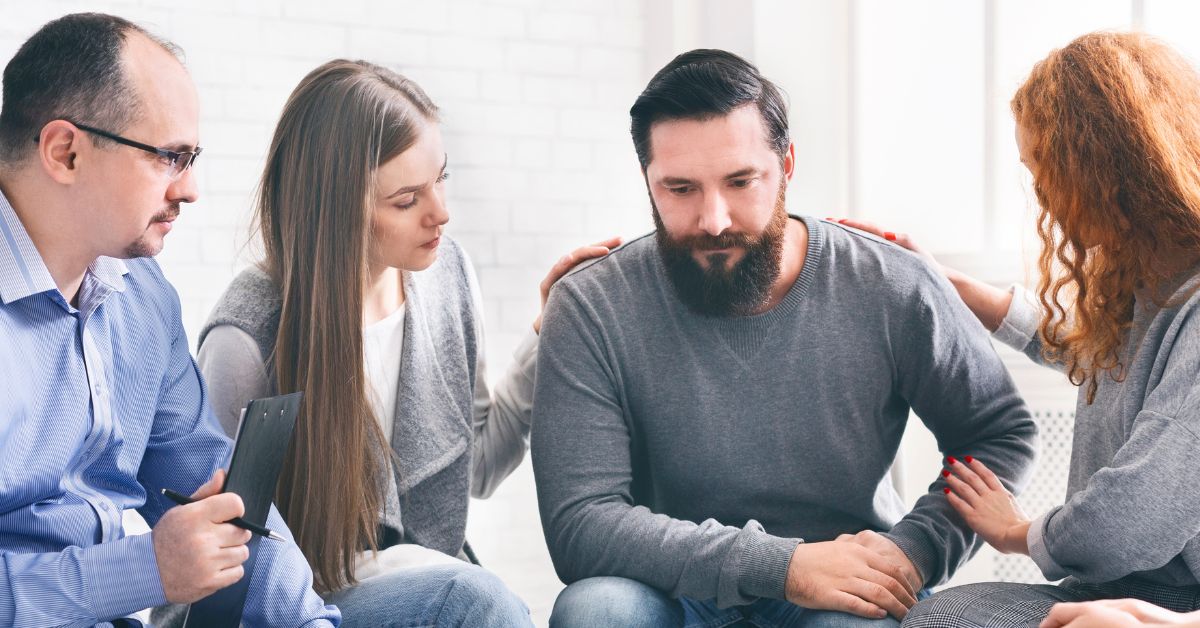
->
[158,60,617,626]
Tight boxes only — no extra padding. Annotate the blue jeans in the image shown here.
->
[550,576,914,627]
[325,562,532,627]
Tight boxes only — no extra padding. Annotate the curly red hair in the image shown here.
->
[1012,31,1200,402]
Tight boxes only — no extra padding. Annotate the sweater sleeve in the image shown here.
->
[461,250,535,499]
[1028,307,1200,582]
[993,283,1067,373]
[196,324,272,439]
[881,268,1039,587]
[531,283,800,607]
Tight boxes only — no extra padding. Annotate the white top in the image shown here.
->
[362,303,407,441]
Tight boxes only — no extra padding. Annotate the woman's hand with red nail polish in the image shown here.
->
[834,218,939,269]
[942,456,1032,555]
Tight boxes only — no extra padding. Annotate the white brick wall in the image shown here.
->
[0,2,1085,623]
[1,1,652,622]
[0,0,653,359]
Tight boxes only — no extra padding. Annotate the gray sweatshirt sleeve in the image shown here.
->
[532,284,799,607]
[463,252,536,499]
[1027,309,1200,582]
[881,268,1039,587]
[993,283,1067,372]
[196,324,272,438]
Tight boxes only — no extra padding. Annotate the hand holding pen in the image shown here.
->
[162,487,285,542]
[152,470,268,604]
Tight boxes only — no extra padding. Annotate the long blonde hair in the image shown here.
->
[1012,31,1200,402]
[255,59,438,592]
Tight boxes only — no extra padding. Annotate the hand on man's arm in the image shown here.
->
[885,261,1038,587]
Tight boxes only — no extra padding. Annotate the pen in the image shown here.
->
[161,488,286,542]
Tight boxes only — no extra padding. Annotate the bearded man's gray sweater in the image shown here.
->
[531,216,1038,608]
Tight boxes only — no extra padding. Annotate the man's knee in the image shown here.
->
[804,609,900,628]
[550,577,682,628]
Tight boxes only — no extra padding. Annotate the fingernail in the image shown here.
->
[884,232,897,241]
[965,455,975,464]
[944,487,951,494]
[826,216,834,220]
[838,219,848,224]
[947,456,957,465]
[941,469,950,478]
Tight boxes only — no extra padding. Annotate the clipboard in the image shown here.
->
[183,392,303,628]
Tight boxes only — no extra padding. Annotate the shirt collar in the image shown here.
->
[90,255,129,294]
[0,187,127,305]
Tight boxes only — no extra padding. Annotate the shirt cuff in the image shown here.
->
[81,532,168,620]
[1027,509,1069,581]
[993,283,1041,352]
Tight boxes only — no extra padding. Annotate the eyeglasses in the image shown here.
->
[36,120,202,181]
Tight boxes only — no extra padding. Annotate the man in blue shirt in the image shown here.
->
[0,13,339,627]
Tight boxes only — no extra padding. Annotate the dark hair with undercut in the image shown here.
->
[629,48,790,170]
[0,13,179,163]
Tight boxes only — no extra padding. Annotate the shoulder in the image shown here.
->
[820,220,946,291]
[554,232,658,297]
[1153,268,1200,344]
[201,265,281,353]
[817,219,958,319]
[121,257,183,323]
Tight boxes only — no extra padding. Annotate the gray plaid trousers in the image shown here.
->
[901,577,1200,628]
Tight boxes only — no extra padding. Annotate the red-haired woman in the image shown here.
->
[846,31,1200,627]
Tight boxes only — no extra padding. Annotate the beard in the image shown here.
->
[123,204,180,258]
[654,182,789,317]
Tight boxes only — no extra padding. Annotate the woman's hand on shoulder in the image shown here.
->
[831,217,940,271]
[534,236,623,333]
[830,217,1013,331]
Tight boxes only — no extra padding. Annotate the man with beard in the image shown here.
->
[531,49,1038,627]
[0,14,338,626]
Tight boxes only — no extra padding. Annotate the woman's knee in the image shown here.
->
[444,564,517,600]
[445,565,527,611]
[902,582,1068,628]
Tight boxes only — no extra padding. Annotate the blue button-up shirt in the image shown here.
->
[0,191,338,627]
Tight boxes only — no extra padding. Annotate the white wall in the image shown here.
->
[0,0,654,359]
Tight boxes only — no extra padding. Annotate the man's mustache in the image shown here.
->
[668,231,756,251]
[151,204,181,223]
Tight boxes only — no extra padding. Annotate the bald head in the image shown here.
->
[0,13,185,165]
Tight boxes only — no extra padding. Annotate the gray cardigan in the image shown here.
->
[997,274,1200,587]
[196,236,536,558]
